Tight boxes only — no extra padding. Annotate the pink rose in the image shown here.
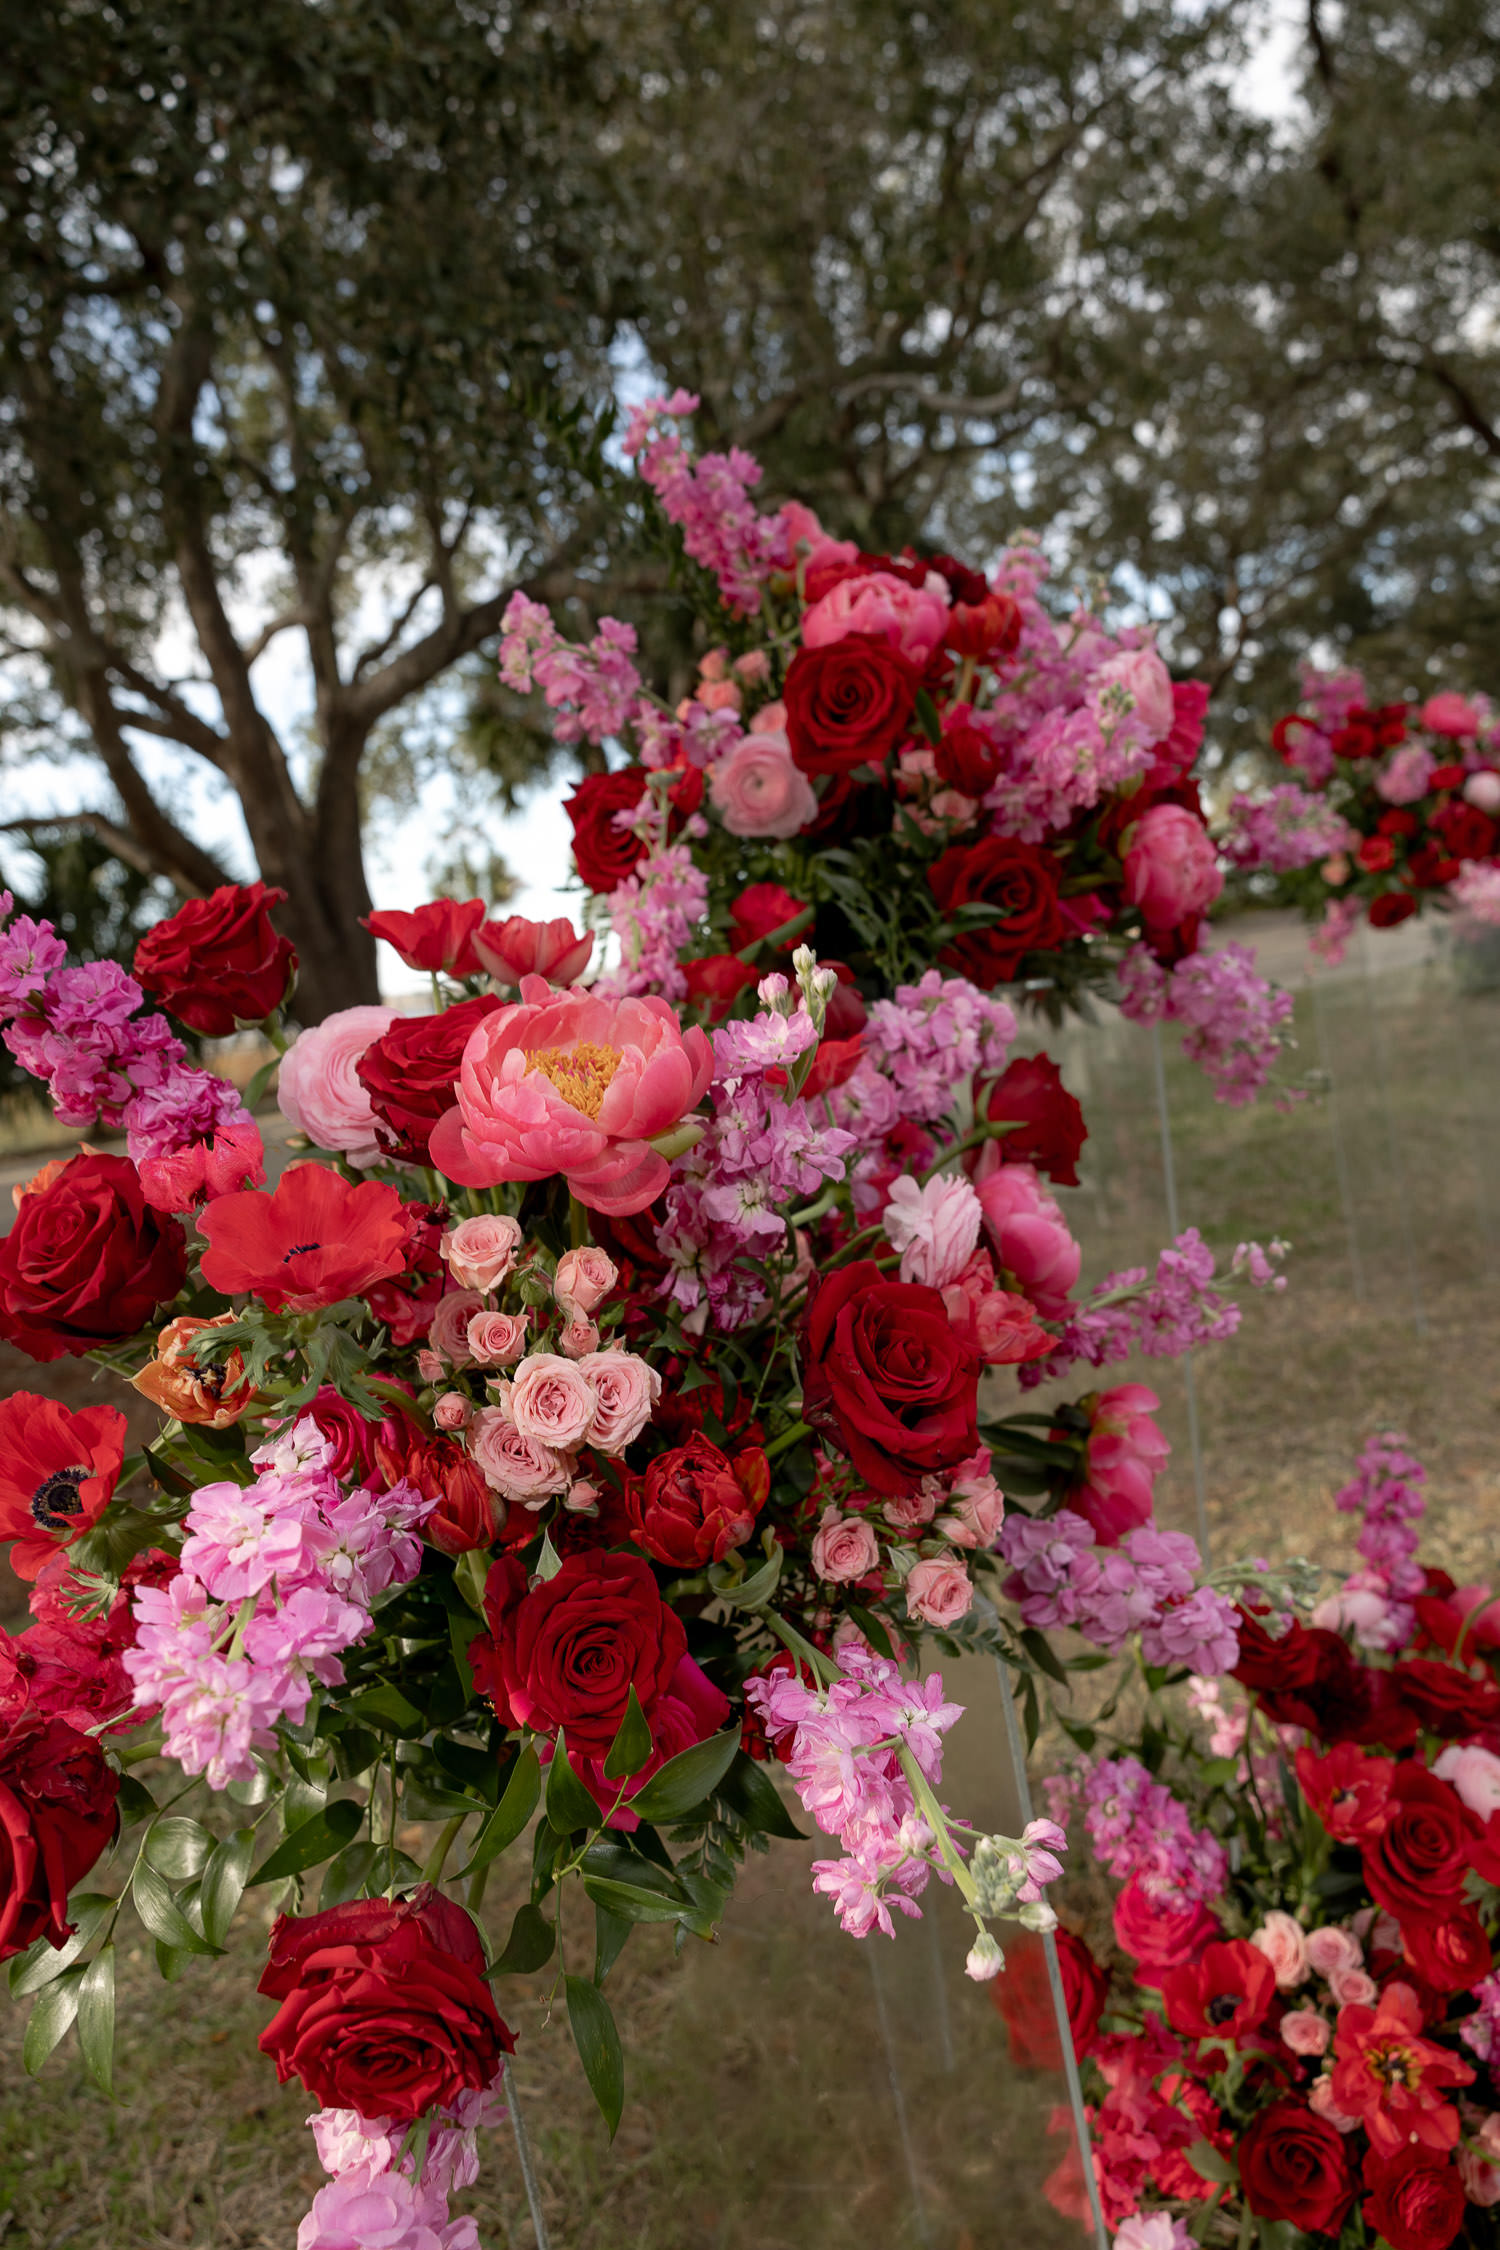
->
[1087,647,1175,749]
[1458,2146,1500,2207]
[975,1162,1080,1315]
[883,1488,940,1532]
[553,1246,618,1318]
[1375,745,1435,804]
[577,1349,661,1455]
[467,1408,569,1502]
[1280,2010,1331,2057]
[810,1509,880,1584]
[509,1353,597,1451]
[277,1003,400,1162]
[1422,691,1482,739]
[937,1467,1006,1549]
[472,914,594,988]
[416,1349,445,1384]
[880,1171,983,1290]
[432,1393,473,1431]
[557,1315,600,1359]
[1122,804,1224,930]
[801,568,951,667]
[430,978,714,1217]
[466,1310,529,1368]
[1305,1926,1363,1981]
[709,729,819,840]
[1070,1384,1170,1544]
[1465,771,1500,815]
[563,1478,602,1515]
[1307,2078,1360,2133]
[1327,1965,1377,2007]
[429,1288,484,1367]
[1251,1910,1310,1989]
[1433,1742,1500,1818]
[441,1214,523,1293]
[905,1554,973,1626]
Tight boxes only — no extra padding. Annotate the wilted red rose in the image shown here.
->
[362,898,487,975]
[566,768,649,893]
[0,1394,126,1582]
[990,1928,1109,2068]
[134,880,296,1035]
[1161,1938,1276,2041]
[257,1885,511,2121]
[783,634,921,776]
[1399,1902,1492,1993]
[1363,2146,1467,2250]
[0,1151,187,1363]
[1388,1654,1500,1737]
[802,1259,979,1494]
[1238,2099,1356,2234]
[198,1163,411,1313]
[625,1436,769,1568]
[0,1712,119,1960]
[357,995,504,1161]
[1361,1766,1479,1918]
[972,1054,1087,1187]
[470,1550,687,1755]
[928,837,1068,988]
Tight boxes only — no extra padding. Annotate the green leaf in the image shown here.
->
[546,1739,602,1835]
[535,1530,564,1581]
[1185,2138,1238,2186]
[144,1817,214,1881]
[580,1875,689,1925]
[593,1901,631,1986]
[912,685,942,744]
[319,1840,383,1907]
[113,1773,159,1827]
[131,1862,217,1955]
[77,1947,115,2097]
[23,1966,85,2075]
[489,1902,555,1976]
[706,1544,783,1611]
[460,1744,540,1876]
[603,1687,654,1782]
[345,1683,424,1735]
[624,1727,739,1824]
[447,1606,484,1696]
[566,1973,624,2138]
[9,1895,115,1997]
[248,1799,363,1886]
[844,1603,894,1659]
[198,1830,257,1949]
[715,1751,807,1841]
[1020,1627,1070,1687]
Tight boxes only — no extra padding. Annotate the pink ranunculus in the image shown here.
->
[553,1246,618,1319]
[472,914,594,988]
[810,1510,880,1584]
[508,1353,597,1451]
[975,1161,1081,1316]
[428,1289,484,1367]
[905,1554,973,1626]
[1071,1385,1170,1544]
[1251,1909,1310,1989]
[1374,744,1435,804]
[880,1171,983,1290]
[576,1349,661,1455]
[277,1003,400,1163]
[556,1315,599,1359]
[801,569,951,667]
[441,1214,523,1293]
[1122,804,1224,930]
[1087,647,1175,748]
[1422,691,1482,739]
[465,1310,529,1368]
[1433,1743,1500,1818]
[1281,2010,1332,2057]
[429,978,714,1217]
[1465,771,1500,815]
[709,728,819,840]
[432,1392,473,1431]
[467,1408,570,1503]
[1305,1926,1363,1981]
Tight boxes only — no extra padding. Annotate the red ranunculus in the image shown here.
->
[991,1928,1109,2068]
[1294,1741,1395,1843]
[363,898,487,975]
[1160,1938,1276,2042]
[1363,2145,1467,2250]
[1357,834,1398,873]
[973,1053,1088,1186]
[134,880,296,1035]
[470,1551,687,1755]
[945,592,1022,663]
[802,1259,979,1494]
[198,1163,411,1313]
[0,1394,126,1582]
[1111,1876,1219,1986]
[1399,1902,1492,1993]
[783,634,921,775]
[257,1885,511,2121]
[0,1151,187,1362]
[1388,1653,1500,1736]
[625,1436,769,1569]
[0,1712,119,1960]
[357,995,505,1161]
[566,768,649,893]
[729,882,809,952]
[378,1427,499,1557]
[1238,2098,1356,2235]
[928,837,1068,989]
[1362,1766,1479,1918]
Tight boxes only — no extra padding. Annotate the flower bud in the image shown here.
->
[964,1931,1005,1982]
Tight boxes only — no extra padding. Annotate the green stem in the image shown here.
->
[387,1745,400,1898]
[762,1608,838,1685]
[894,1742,980,1912]
[421,1813,468,1887]
[916,1118,1018,1186]
[467,1860,491,1916]
[568,1195,589,1251]
[763,1418,813,1463]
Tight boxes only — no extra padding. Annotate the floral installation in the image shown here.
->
[0,401,1293,2243]
[993,1433,1500,2250]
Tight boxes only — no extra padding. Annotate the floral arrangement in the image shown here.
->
[996,1434,1500,2250]
[1224,667,1500,961]
[0,399,1291,2244]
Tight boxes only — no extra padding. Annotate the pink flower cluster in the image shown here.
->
[622,390,791,615]
[1452,858,1500,926]
[1022,1228,1286,1384]
[1073,1754,1228,1904]
[123,1419,433,1789]
[297,2078,507,2250]
[1222,784,1357,872]
[599,839,711,1003]
[0,893,66,1011]
[1461,1972,1500,2064]
[1117,941,1294,1106]
[861,971,1016,1122]
[497,594,646,746]
[1312,1431,1427,1653]
[1000,1510,1240,1673]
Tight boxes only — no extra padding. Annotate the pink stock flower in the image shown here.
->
[553,1246,618,1317]
[1087,647,1175,749]
[1122,804,1223,929]
[880,1171,983,1289]
[810,1510,881,1584]
[1375,745,1435,804]
[801,569,951,667]
[430,977,713,1216]
[975,1161,1080,1315]
[1070,1385,1170,1544]
[1113,2215,1194,2250]
[296,2167,478,2250]
[441,1214,523,1293]
[709,726,819,840]
[905,1555,973,1626]
[472,914,594,987]
[278,1005,401,1164]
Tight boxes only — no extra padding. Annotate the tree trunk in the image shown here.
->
[230,737,381,1024]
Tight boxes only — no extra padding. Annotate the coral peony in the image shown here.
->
[1122,804,1224,931]
[1068,1385,1171,1543]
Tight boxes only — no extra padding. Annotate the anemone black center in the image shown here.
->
[31,1466,87,1531]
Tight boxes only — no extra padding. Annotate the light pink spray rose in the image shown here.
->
[1122,804,1224,930]
[1308,2079,1360,2133]
[441,1214,523,1292]
[1465,771,1500,814]
[709,724,819,840]
[880,1171,983,1290]
[1087,646,1175,749]
[557,1316,600,1359]
[1305,1925,1363,1981]
[277,1003,400,1163]
[883,1487,941,1532]
[467,1408,569,1503]
[430,977,714,1216]
[810,1509,880,1584]
[577,1349,661,1455]
[905,1555,973,1626]
[1251,1910,1310,1989]
[1434,1742,1500,1818]
[1070,1385,1171,1543]
[935,1461,1006,1549]
[296,2166,478,2250]
[429,1289,484,1367]
[553,1246,618,1319]
[975,1161,1080,1315]
[1280,2010,1332,2057]
[432,1392,473,1431]
[465,1311,528,1368]
[801,569,951,666]
[508,1353,597,1451]
[1327,1965,1377,2007]
[472,914,594,988]
[1422,691,1482,738]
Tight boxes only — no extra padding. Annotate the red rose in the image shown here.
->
[934,714,1003,794]
[1429,800,1497,862]
[0,1393,126,1582]
[1362,1766,1479,1918]
[1161,1938,1276,2042]
[625,1436,769,1569]
[991,1928,1109,2068]
[363,898,486,975]
[1357,834,1398,873]
[1389,1654,1500,1737]
[357,995,504,1161]
[0,1151,186,1363]
[257,1885,511,2121]
[304,1386,380,1484]
[1398,1902,1492,1993]
[783,634,921,776]
[945,592,1022,663]
[471,1551,687,1755]
[729,882,809,953]
[199,1163,411,1314]
[1233,1611,1413,1747]
[134,880,296,1035]
[0,1712,119,1960]
[802,1259,979,1495]
[1363,2145,1467,2250]
[1378,808,1421,838]
[1111,1876,1219,1986]
[928,837,1068,989]
[683,954,760,1021]
[1238,2098,1357,2234]
[1370,892,1418,928]
[973,1054,1087,1186]
[1405,844,1461,888]
[566,768,649,893]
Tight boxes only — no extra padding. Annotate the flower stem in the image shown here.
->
[421,1812,468,1887]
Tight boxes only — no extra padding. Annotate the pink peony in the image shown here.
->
[429,977,714,1216]
[467,1409,569,1502]
[880,1171,983,1290]
[576,1349,661,1455]
[810,1510,880,1584]
[1433,1743,1500,1818]
[428,1289,484,1367]
[472,914,594,988]
[801,569,951,666]
[277,1004,400,1163]
[553,1246,618,1318]
[709,727,819,840]
[1422,692,1482,739]
[508,1353,597,1451]
[905,1554,973,1626]
[1122,804,1224,930]
[975,1161,1080,1316]
[441,1214,523,1292]
[1070,1385,1170,1544]
[1088,647,1175,747]
[465,1311,528,1368]
[1281,2010,1332,2057]
[1251,1909,1310,1989]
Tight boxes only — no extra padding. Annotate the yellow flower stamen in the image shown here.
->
[528,1040,623,1121]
